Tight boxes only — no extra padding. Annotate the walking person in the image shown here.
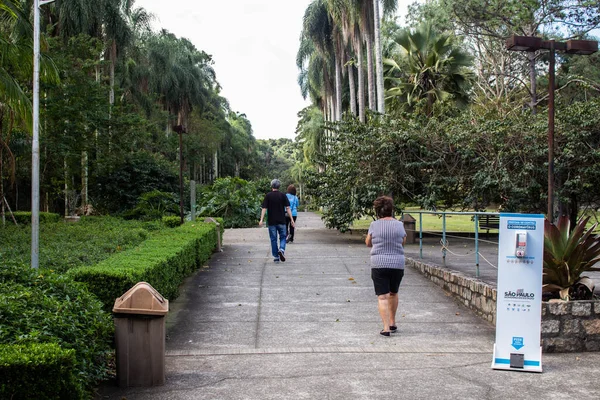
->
[365,196,407,337]
[259,179,295,262]
[285,185,299,243]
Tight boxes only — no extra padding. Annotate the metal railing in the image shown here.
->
[402,211,500,278]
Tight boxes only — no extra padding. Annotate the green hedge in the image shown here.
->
[162,215,182,227]
[9,211,61,225]
[68,219,223,310]
[0,343,81,400]
[0,265,113,399]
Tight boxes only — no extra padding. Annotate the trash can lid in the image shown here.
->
[401,213,416,222]
[113,282,169,315]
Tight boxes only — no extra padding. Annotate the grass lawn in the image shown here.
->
[0,216,154,272]
[352,207,499,233]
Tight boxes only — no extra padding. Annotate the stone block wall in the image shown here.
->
[542,301,600,352]
[407,258,600,353]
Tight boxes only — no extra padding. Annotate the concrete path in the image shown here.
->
[100,212,600,400]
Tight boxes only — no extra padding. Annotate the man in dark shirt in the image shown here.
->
[259,179,295,262]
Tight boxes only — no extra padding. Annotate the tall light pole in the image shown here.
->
[32,0,55,269]
[506,35,598,223]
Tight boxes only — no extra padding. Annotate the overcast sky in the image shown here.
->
[136,0,416,140]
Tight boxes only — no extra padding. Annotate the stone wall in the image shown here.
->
[407,258,600,353]
[542,301,600,352]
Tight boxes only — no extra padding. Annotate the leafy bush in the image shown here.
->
[162,215,183,227]
[0,343,80,400]
[198,177,264,228]
[8,211,61,224]
[124,190,180,221]
[69,220,221,310]
[0,217,151,273]
[93,151,179,214]
[0,264,113,398]
[543,216,600,300]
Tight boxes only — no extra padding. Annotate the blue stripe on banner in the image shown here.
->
[500,213,545,219]
[494,358,540,366]
[506,256,534,259]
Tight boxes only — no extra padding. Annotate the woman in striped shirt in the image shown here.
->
[365,196,407,337]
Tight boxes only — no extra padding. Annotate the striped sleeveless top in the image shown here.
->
[368,219,407,269]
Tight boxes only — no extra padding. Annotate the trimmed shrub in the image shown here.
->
[0,343,80,400]
[162,215,183,228]
[9,211,60,225]
[69,220,222,310]
[0,264,113,398]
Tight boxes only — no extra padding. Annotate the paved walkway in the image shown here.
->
[100,212,600,400]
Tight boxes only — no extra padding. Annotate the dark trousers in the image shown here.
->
[286,216,297,241]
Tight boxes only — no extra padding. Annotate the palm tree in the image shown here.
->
[117,3,153,109]
[356,0,376,111]
[47,0,102,38]
[1,0,33,128]
[296,106,326,170]
[342,1,366,121]
[1,0,58,220]
[355,0,397,114]
[103,0,132,107]
[324,0,348,121]
[299,0,337,120]
[384,23,473,115]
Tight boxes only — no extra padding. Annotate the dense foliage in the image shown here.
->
[305,99,600,231]
[0,217,151,272]
[197,177,268,228]
[0,264,113,398]
[0,1,272,221]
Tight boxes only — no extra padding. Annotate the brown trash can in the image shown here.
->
[401,213,417,244]
[113,282,169,387]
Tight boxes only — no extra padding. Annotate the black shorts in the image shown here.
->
[371,268,404,296]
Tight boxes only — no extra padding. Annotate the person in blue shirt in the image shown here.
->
[285,184,300,243]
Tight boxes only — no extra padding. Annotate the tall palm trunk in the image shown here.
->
[213,150,218,181]
[356,39,366,122]
[373,0,385,113]
[329,95,335,124]
[109,39,116,106]
[365,36,376,111]
[348,61,357,116]
[334,55,342,121]
[201,155,205,184]
[81,151,88,212]
[64,158,68,217]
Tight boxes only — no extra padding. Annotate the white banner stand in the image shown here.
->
[492,213,544,372]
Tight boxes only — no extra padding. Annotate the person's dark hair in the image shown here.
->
[287,184,296,195]
[373,196,394,218]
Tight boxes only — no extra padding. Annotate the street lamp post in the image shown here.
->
[32,0,55,269]
[506,35,598,223]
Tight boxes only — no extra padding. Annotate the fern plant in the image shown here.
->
[543,216,600,300]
